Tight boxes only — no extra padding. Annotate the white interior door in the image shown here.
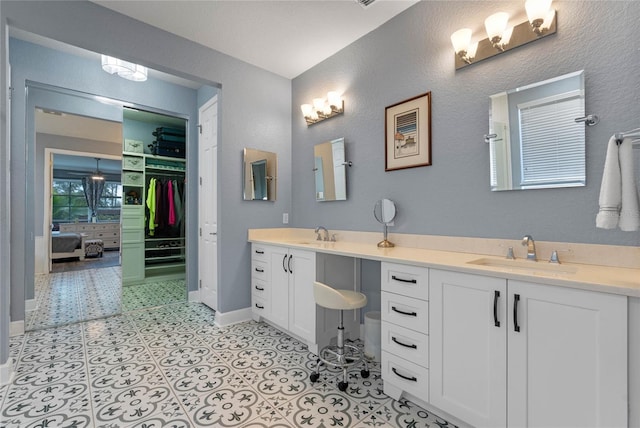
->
[198,96,218,310]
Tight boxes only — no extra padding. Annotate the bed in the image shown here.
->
[51,232,86,261]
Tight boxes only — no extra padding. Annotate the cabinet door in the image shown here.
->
[121,242,144,284]
[288,249,316,343]
[429,269,507,428]
[508,280,627,428]
[269,247,290,330]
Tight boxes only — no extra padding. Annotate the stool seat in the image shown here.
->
[313,281,367,310]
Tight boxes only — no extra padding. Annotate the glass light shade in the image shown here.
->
[101,55,128,74]
[541,9,555,30]
[327,91,342,108]
[501,27,514,45]
[485,12,509,40]
[451,28,472,54]
[118,64,148,82]
[467,41,479,59]
[322,104,332,115]
[301,104,314,117]
[91,174,105,181]
[525,0,553,23]
[313,98,326,111]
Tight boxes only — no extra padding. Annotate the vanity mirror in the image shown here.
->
[373,198,396,248]
[314,137,349,201]
[488,70,586,191]
[243,148,277,201]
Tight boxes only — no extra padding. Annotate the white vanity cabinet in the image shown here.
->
[380,262,430,404]
[251,244,317,346]
[429,269,628,428]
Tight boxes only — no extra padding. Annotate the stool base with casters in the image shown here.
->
[309,281,370,392]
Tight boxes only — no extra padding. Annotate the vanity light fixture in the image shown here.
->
[451,0,556,69]
[301,91,344,126]
[101,55,148,82]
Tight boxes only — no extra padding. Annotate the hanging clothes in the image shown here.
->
[168,180,176,226]
[146,178,157,236]
[173,179,183,227]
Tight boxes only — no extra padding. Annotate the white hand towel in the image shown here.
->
[618,137,640,231]
[596,136,621,229]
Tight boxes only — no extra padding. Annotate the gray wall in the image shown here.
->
[1,0,292,369]
[291,1,640,249]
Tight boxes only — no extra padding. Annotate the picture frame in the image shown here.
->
[385,92,432,171]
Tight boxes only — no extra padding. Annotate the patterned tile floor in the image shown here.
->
[2,303,458,428]
[28,267,186,331]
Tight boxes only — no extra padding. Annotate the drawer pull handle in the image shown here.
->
[282,254,288,273]
[255,267,264,273]
[493,290,500,327]
[255,303,264,309]
[254,285,264,291]
[391,306,417,317]
[288,254,293,274]
[513,294,521,332]
[391,336,417,349]
[255,250,264,254]
[391,275,417,284]
[392,367,417,382]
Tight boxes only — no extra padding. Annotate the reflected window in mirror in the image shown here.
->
[243,148,277,201]
[489,70,586,191]
[314,138,347,201]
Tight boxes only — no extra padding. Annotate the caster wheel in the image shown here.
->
[310,373,320,383]
[361,370,370,379]
[338,381,348,392]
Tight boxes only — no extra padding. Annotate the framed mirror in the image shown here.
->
[488,70,586,191]
[314,137,347,201]
[243,148,277,201]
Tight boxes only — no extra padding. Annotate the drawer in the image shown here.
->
[123,155,144,171]
[58,224,74,232]
[382,322,429,368]
[382,351,429,402]
[94,231,119,238]
[124,139,144,153]
[251,245,268,262]
[103,239,120,249]
[252,278,269,298]
[122,171,144,186]
[121,229,144,243]
[121,214,144,229]
[382,262,429,301]
[252,260,268,281]
[252,294,270,317]
[382,291,428,333]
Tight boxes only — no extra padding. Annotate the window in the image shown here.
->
[52,179,122,223]
[517,91,585,188]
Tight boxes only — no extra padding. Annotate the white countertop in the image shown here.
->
[248,229,640,298]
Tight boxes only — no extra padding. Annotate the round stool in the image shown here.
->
[309,281,370,391]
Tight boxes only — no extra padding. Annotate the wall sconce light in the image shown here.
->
[451,0,556,69]
[101,55,148,82]
[301,91,344,126]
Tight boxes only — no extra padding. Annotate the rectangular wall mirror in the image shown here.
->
[314,137,347,202]
[243,148,277,201]
[488,70,586,191]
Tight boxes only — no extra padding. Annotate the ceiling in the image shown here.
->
[91,0,419,79]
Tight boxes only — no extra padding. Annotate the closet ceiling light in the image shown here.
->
[101,55,148,82]
[92,158,105,181]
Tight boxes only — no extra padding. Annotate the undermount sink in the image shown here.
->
[467,257,578,275]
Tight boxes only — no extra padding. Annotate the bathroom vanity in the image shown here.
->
[248,228,639,428]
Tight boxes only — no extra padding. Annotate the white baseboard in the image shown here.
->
[0,359,14,386]
[188,290,200,303]
[25,299,37,312]
[214,307,252,327]
[10,320,24,337]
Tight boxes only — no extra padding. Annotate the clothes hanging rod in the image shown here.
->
[614,129,640,145]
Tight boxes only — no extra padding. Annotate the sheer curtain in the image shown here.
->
[82,177,105,221]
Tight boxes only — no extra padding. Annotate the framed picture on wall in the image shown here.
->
[385,92,432,171]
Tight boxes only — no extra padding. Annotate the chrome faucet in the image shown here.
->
[315,226,329,241]
[522,235,537,261]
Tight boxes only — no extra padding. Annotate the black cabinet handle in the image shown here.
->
[254,267,264,273]
[392,367,417,382]
[391,275,417,284]
[391,306,417,317]
[392,336,417,349]
[282,254,288,273]
[493,290,500,327]
[255,249,264,254]
[513,294,520,332]
[255,303,264,309]
[288,254,293,274]
[254,285,264,291]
